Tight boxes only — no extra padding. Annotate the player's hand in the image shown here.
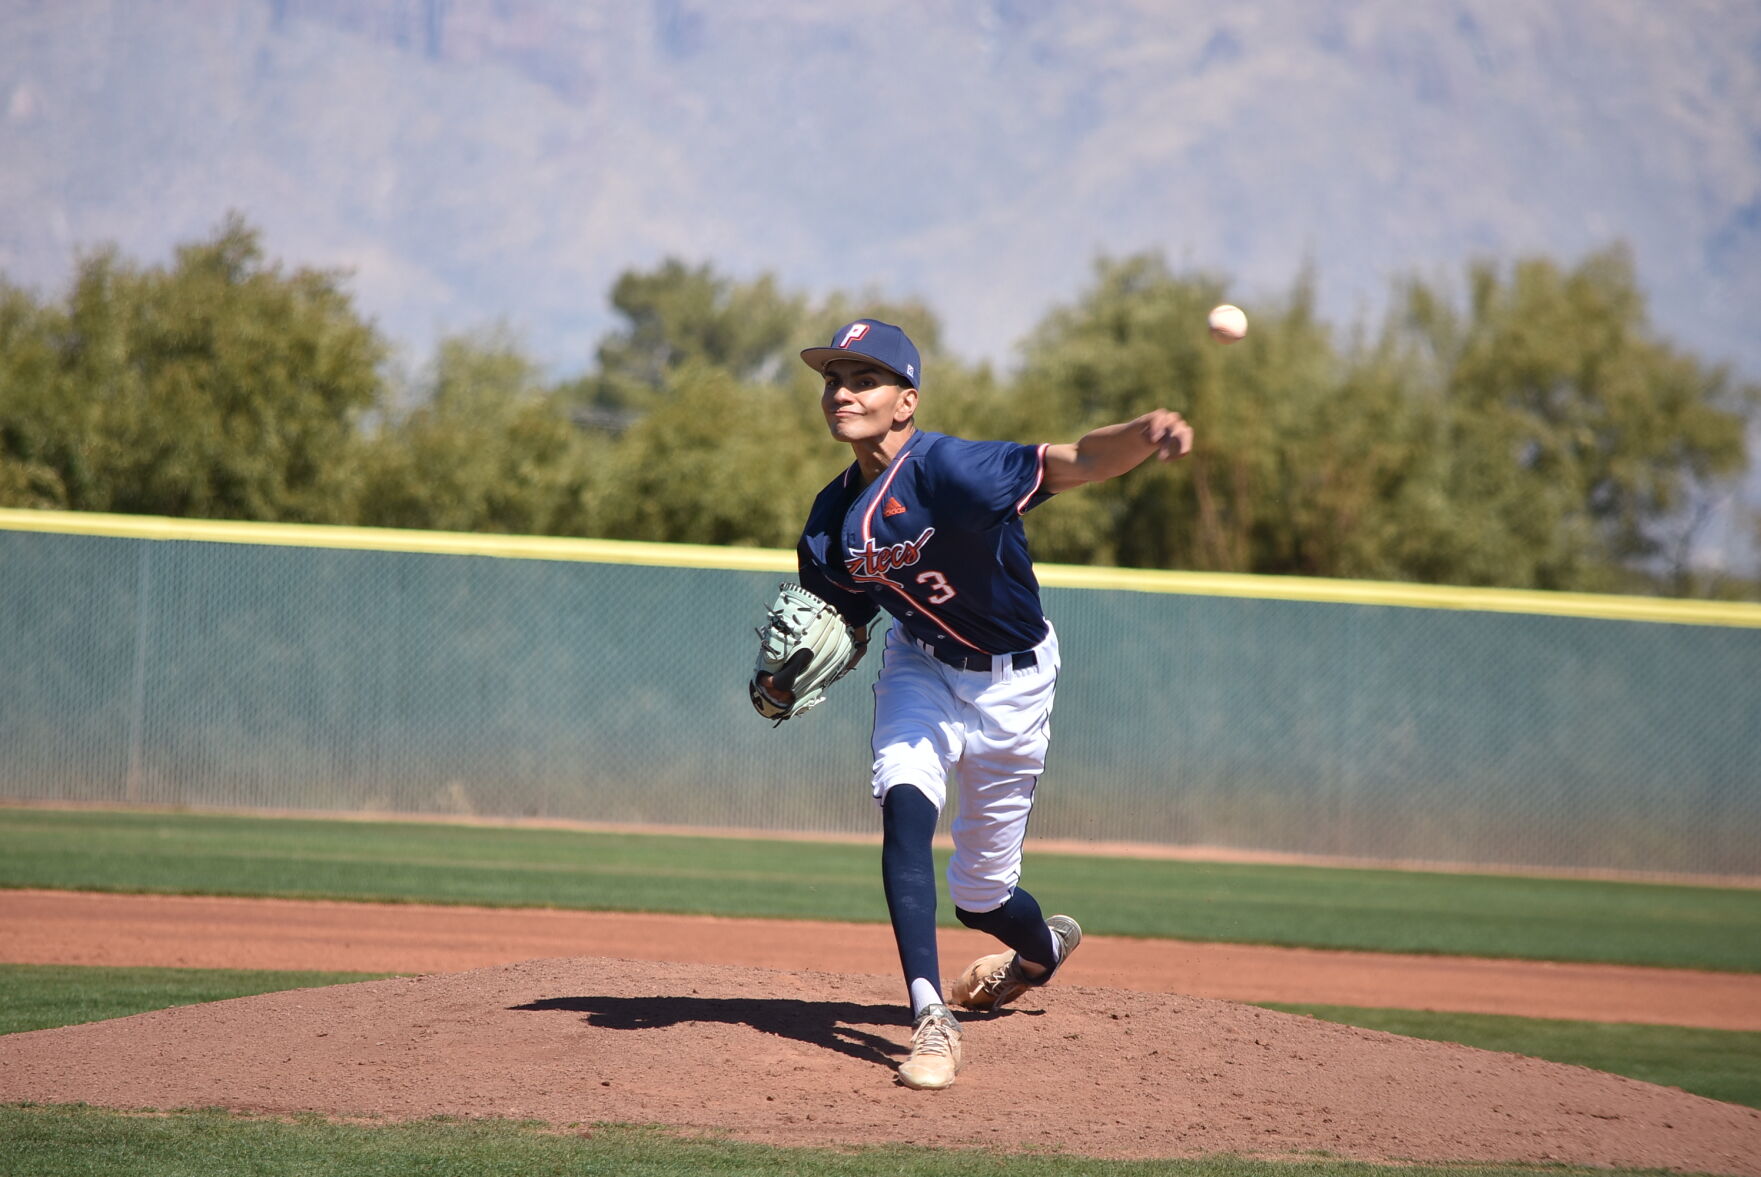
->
[1140,410,1193,461]
[755,672,796,706]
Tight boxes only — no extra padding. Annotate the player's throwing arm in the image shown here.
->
[1041,409,1194,492]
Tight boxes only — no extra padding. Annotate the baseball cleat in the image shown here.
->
[896,1002,962,1090]
[949,915,1082,1011]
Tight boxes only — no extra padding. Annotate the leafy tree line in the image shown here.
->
[2,215,1754,598]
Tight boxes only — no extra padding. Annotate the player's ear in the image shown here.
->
[895,386,919,422]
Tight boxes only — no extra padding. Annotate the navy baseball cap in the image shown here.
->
[800,319,922,389]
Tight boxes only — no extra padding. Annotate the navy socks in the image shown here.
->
[955,886,1058,972]
[880,785,943,1014]
[882,785,1060,1008]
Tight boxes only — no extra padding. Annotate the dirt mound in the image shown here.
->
[1,957,1758,1172]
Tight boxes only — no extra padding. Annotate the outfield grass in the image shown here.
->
[3,808,1758,971]
[0,1105,1702,1177]
[0,964,394,1036]
[1262,1003,1761,1109]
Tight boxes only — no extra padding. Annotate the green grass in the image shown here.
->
[4,807,1759,970]
[0,964,394,1036]
[0,1104,1708,1177]
[1260,1003,1761,1109]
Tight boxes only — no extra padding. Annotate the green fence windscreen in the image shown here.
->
[2,524,1756,875]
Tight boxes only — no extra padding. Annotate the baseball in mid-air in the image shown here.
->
[1208,304,1248,344]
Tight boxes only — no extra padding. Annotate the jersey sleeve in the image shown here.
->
[797,540,880,630]
[932,438,1054,530]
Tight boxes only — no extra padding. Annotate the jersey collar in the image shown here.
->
[843,426,928,489]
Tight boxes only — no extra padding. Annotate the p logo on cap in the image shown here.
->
[802,319,922,390]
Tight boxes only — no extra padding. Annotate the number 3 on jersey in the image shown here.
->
[916,569,956,604]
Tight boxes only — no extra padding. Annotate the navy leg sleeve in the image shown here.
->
[955,886,1058,970]
[881,785,942,1007]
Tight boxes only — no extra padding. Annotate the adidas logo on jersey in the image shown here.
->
[884,497,907,517]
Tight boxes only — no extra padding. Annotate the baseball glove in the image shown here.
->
[749,583,867,724]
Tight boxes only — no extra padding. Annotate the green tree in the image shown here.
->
[591,361,837,548]
[0,283,73,508]
[571,260,1010,547]
[1004,248,1755,595]
[570,259,806,412]
[357,331,602,535]
[1387,247,1754,593]
[0,214,385,522]
[1004,254,1372,573]
[566,255,994,411]
[10,230,1747,596]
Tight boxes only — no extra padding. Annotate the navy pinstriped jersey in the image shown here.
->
[796,429,1056,656]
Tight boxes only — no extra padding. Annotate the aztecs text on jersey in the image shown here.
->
[796,430,1055,656]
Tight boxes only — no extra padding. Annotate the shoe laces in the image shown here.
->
[979,957,1024,994]
[912,1012,958,1057]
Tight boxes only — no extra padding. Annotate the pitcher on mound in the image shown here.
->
[756,318,1194,1090]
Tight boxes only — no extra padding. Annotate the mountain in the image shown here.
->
[4,0,1757,377]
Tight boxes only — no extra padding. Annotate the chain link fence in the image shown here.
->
[2,515,1757,876]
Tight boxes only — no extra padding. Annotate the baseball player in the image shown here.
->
[758,318,1193,1090]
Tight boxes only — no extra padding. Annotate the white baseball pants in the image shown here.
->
[869,621,1061,911]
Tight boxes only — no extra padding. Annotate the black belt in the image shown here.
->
[921,644,1038,672]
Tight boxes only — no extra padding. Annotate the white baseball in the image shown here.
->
[1208,304,1247,344]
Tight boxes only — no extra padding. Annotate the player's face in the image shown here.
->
[820,359,917,444]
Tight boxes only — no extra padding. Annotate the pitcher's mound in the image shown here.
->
[1,957,1757,1172]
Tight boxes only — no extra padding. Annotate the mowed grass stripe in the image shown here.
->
[0,809,889,921]
[0,963,395,1037]
[3,808,1759,971]
[1260,1002,1761,1110]
[1036,861,1760,970]
[18,843,858,885]
[0,1105,1665,1177]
